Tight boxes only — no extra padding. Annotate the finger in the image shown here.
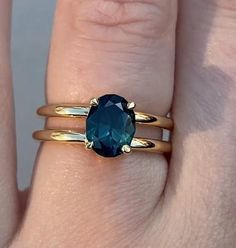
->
[0,0,19,245]
[166,0,236,246]
[17,0,177,246]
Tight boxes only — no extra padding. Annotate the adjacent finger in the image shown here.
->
[0,0,19,246]
[16,1,177,247]
[166,0,236,246]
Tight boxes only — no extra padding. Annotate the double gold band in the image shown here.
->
[34,95,173,157]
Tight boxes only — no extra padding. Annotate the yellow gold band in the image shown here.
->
[34,94,173,157]
[33,130,171,154]
[37,104,173,130]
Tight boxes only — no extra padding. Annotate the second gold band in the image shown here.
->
[37,104,173,130]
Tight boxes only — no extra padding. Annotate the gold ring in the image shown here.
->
[33,94,173,158]
[37,104,173,129]
[33,130,171,154]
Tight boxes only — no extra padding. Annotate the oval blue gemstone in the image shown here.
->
[86,94,136,157]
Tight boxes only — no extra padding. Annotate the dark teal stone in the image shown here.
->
[86,94,136,157]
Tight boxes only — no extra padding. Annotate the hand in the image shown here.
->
[1,0,236,247]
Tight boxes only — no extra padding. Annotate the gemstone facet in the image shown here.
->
[86,94,136,157]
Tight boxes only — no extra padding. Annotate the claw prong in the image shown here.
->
[90,98,99,106]
[127,102,136,110]
[122,145,132,154]
[85,140,94,149]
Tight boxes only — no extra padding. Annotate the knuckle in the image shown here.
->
[63,0,176,41]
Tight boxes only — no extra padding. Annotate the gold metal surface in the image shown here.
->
[33,130,171,154]
[127,102,136,110]
[90,98,99,106]
[121,144,132,154]
[37,104,173,130]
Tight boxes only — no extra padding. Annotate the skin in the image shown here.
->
[0,0,236,247]
[0,0,19,246]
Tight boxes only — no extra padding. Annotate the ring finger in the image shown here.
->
[16,1,177,247]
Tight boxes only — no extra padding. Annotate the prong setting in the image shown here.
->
[90,98,99,107]
[121,145,132,154]
[85,140,94,149]
[86,94,136,157]
[127,102,136,110]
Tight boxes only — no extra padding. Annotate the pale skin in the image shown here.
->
[0,0,236,247]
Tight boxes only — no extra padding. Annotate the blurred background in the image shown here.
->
[12,0,56,189]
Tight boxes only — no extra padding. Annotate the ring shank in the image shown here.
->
[33,130,171,154]
[37,104,173,130]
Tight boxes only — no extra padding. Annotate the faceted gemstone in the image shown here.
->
[86,94,136,157]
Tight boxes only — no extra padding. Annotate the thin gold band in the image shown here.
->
[33,130,171,154]
[37,104,173,130]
